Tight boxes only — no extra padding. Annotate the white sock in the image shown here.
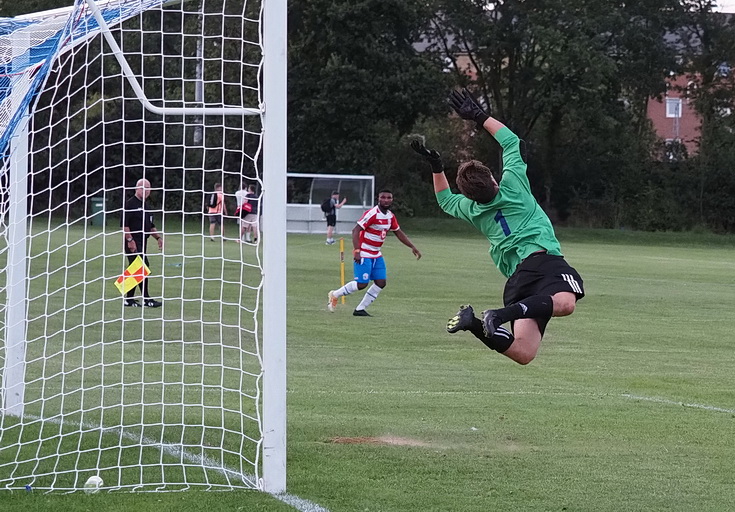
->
[333,281,358,298]
[356,283,382,311]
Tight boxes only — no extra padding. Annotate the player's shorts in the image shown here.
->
[503,252,584,336]
[353,256,386,283]
[325,214,337,227]
[209,214,222,225]
[244,213,258,224]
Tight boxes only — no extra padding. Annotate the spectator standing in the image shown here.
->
[325,190,346,245]
[207,183,228,241]
[235,182,249,242]
[243,184,260,243]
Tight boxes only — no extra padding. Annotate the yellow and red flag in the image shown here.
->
[114,256,150,294]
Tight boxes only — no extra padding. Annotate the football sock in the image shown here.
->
[466,316,515,352]
[494,295,553,323]
[333,280,359,298]
[356,283,382,311]
[486,326,514,353]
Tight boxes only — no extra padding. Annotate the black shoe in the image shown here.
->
[144,299,162,308]
[124,299,141,307]
[446,304,475,334]
[481,309,502,337]
[353,309,371,317]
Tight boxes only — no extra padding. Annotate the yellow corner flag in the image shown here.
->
[114,256,150,295]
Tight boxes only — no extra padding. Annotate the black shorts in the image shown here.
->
[325,214,337,227]
[503,252,584,335]
[125,238,150,267]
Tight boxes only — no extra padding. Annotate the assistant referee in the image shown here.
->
[121,178,164,308]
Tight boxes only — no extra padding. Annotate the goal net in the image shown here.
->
[0,0,286,493]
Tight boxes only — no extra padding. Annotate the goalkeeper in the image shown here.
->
[411,89,584,365]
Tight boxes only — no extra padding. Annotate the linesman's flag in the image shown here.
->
[114,256,150,294]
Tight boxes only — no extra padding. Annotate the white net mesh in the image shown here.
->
[0,0,267,491]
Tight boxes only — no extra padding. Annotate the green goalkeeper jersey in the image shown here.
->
[436,126,562,278]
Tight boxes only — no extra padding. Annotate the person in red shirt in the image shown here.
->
[327,190,421,316]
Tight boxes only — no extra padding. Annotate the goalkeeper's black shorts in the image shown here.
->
[502,252,584,335]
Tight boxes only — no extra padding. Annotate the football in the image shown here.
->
[83,475,103,494]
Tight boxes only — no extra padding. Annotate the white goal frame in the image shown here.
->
[0,0,286,494]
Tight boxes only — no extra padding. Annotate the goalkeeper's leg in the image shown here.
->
[447,304,514,352]
[447,305,547,365]
[500,319,542,365]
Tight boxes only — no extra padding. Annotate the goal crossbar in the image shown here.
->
[85,0,261,117]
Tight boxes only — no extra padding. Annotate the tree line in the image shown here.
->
[8,0,735,231]
[289,0,735,231]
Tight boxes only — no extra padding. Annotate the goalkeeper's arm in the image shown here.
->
[432,169,450,195]
[410,139,449,193]
[480,116,508,137]
[449,87,506,137]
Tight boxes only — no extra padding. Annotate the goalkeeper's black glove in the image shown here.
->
[410,139,443,174]
[449,88,490,128]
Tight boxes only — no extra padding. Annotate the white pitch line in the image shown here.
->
[621,394,735,414]
[20,415,330,512]
[274,493,331,512]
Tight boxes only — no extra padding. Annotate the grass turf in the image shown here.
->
[3,223,735,510]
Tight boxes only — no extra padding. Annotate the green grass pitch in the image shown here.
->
[3,220,735,511]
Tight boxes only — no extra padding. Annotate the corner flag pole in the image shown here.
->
[339,238,346,304]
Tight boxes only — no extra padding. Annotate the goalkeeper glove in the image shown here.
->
[410,139,443,174]
[449,88,490,128]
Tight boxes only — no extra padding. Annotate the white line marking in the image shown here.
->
[274,493,332,512]
[20,415,330,512]
[296,388,735,417]
[621,394,735,414]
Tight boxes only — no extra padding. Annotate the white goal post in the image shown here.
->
[0,0,286,494]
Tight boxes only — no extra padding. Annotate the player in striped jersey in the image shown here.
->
[411,88,584,365]
[327,190,421,316]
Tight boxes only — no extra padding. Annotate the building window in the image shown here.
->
[666,98,682,118]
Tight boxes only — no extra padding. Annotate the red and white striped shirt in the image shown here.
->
[356,206,399,258]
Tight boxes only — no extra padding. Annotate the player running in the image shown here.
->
[411,88,584,365]
[327,189,421,316]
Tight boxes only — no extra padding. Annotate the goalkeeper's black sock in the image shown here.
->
[467,317,515,353]
[494,295,553,323]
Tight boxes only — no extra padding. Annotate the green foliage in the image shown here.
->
[0,0,69,17]
[12,0,735,231]
[287,0,451,173]
[25,4,256,217]
[426,0,686,219]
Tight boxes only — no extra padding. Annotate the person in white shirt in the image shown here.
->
[234,182,249,242]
